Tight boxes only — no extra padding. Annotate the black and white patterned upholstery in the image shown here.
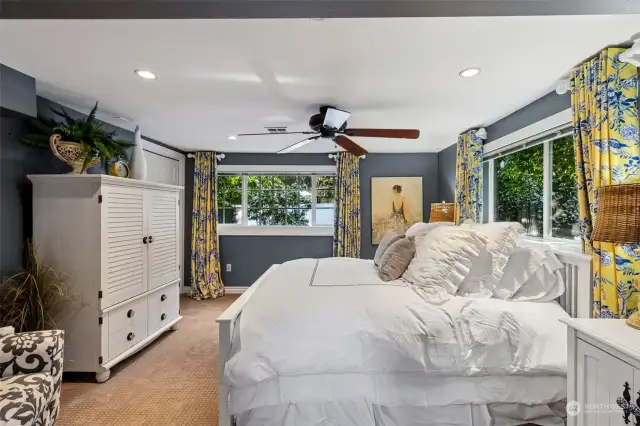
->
[0,330,64,425]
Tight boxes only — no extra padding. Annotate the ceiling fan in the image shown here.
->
[236,106,420,157]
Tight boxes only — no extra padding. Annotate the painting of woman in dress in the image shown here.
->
[371,177,423,244]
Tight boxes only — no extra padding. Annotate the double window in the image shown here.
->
[488,130,580,240]
[217,173,336,228]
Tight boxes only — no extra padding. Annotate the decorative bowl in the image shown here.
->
[50,134,100,173]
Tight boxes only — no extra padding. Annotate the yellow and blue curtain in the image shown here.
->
[333,152,361,257]
[190,152,225,300]
[571,47,640,318]
[454,131,484,224]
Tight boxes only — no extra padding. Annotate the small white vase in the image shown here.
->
[130,125,147,180]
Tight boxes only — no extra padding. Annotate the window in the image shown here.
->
[217,173,336,228]
[551,136,580,239]
[495,144,544,236]
[489,130,579,240]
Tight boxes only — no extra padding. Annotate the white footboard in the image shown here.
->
[216,265,279,426]
[553,249,592,319]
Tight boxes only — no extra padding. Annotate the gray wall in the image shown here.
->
[437,143,457,203]
[485,91,571,143]
[219,236,333,286]
[0,65,37,117]
[435,90,572,214]
[360,153,439,259]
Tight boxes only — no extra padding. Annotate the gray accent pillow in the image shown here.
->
[378,237,416,281]
[374,232,404,266]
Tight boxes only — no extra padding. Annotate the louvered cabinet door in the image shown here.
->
[101,186,148,307]
[147,190,180,289]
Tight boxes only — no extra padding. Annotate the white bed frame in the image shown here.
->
[216,250,592,426]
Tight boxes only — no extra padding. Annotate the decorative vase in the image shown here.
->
[50,134,100,174]
[130,125,147,180]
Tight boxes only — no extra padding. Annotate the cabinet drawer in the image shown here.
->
[108,297,148,360]
[147,283,180,334]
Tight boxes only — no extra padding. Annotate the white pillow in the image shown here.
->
[457,249,494,298]
[403,226,488,304]
[461,222,525,286]
[492,246,548,299]
[511,249,566,302]
[405,222,454,247]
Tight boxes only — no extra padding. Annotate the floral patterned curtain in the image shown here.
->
[333,152,361,257]
[571,47,640,318]
[454,131,484,224]
[190,152,225,300]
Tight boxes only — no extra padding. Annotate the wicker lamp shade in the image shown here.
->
[592,184,640,244]
[430,202,455,223]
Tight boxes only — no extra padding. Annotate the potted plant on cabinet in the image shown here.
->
[20,101,134,173]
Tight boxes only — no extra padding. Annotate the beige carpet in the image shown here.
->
[59,294,238,425]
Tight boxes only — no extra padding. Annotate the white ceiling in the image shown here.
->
[1,16,639,153]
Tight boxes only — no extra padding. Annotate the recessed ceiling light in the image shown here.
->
[459,67,481,78]
[228,135,237,140]
[135,69,157,80]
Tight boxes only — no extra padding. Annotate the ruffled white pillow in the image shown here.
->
[403,226,488,304]
[405,222,454,247]
[459,222,525,294]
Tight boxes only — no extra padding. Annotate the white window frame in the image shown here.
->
[484,109,580,247]
[216,165,336,236]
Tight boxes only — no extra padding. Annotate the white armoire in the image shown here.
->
[28,174,183,382]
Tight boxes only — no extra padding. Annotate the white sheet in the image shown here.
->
[237,400,567,426]
[225,258,569,415]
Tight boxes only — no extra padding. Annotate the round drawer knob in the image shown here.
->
[127,332,135,341]
[160,294,167,302]
[161,313,167,321]
[127,309,135,318]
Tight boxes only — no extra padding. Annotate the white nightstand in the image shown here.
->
[562,318,640,426]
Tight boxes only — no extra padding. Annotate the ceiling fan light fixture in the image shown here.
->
[228,135,237,140]
[459,67,481,78]
[323,107,351,131]
[135,69,157,80]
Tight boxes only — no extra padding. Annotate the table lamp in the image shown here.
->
[592,184,640,328]
[430,201,455,223]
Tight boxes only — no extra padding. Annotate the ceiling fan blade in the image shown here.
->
[323,107,351,131]
[335,135,368,157]
[277,136,321,154]
[237,131,317,137]
[344,128,420,139]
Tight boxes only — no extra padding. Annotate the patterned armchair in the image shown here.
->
[0,329,64,425]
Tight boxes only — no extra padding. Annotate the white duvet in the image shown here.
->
[224,258,569,415]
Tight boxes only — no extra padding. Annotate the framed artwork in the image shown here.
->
[371,177,423,244]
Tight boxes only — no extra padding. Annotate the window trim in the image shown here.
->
[485,121,581,248]
[217,165,336,236]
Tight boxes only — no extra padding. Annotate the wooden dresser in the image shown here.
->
[562,318,640,426]
[29,174,183,382]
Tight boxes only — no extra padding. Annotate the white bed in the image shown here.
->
[217,250,591,426]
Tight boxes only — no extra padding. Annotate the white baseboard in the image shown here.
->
[225,287,249,295]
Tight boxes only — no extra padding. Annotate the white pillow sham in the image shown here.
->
[403,226,487,304]
[405,222,454,247]
[510,247,565,302]
[491,246,548,300]
[456,222,524,298]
